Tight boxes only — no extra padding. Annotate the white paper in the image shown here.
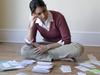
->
[75,66,90,72]
[77,72,86,75]
[1,60,24,71]
[88,54,98,61]
[33,65,53,70]
[32,68,50,73]
[32,61,53,73]
[16,72,27,75]
[60,65,71,73]
[91,61,100,66]
[20,60,36,67]
[2,63,11,68]
[2,60,23,68]
[37,61,53,65]
[79,63,96,68]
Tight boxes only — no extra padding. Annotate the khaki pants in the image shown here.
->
[21,42,84,61]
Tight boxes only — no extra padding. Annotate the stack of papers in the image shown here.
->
[20,60,36,67]
[89,69,100,75]
[79,62,96,69]
[75,66,90,72]
[77,72,86,75]
[32,61,53,73]
[75,60,96,72]
[0,60,36,71]
[87,54,100,66]
[0,60,24,71]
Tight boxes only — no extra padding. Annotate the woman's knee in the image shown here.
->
[73,43,84,57]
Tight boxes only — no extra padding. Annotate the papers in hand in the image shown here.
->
[32,61,53,73]
[60,65,72,73]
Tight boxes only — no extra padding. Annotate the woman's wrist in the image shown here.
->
[45,45,50,50]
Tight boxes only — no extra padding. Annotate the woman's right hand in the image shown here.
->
[29,14,38,28]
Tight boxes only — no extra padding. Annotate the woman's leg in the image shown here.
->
[48,42,84,61]
[20,44,54,61]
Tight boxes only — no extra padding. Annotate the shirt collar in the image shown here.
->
[35,11,53,25]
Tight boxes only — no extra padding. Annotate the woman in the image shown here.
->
[21,0,84,62]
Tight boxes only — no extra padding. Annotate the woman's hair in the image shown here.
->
[29,0,46,14]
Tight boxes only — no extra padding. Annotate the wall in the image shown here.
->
[0,0,100,46]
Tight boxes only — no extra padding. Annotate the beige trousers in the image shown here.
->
[21,42,84,61]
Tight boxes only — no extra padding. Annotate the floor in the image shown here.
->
[0,42,100,75]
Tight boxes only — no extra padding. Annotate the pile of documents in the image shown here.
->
[0,60,36,71]
[32,61,54,73]
[75,54,100,75]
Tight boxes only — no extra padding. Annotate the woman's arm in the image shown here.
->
[25,15,38,47]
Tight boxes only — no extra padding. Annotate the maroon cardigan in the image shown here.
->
[32,11,71,44]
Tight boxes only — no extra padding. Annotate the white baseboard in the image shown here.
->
[0,29,26,43]
[71,31,100,46]
[0,29,100,46]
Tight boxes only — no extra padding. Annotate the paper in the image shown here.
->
[0,60,36,71]
[91,61,100,66]
[16,72,27,75]
[1,60,24,69]
[33,65,53,70]
[32,61,53,73]
[88,54,98,61]
[89,69,100,74]
[60,65,71,73]
[32,68,50,73]
[75,66,90,72]
[20,60,36,67]
[87,54,100,66]
[37,61,52,65]
[2,60,20,67]
[79,62,96,68]
[77,72,86,75]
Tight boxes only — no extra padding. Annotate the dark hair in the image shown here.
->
[29,0,46,14]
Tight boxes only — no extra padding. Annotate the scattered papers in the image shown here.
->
[91,61,100,66]
[88,54,98,61]
[87,54,100,66]
[79,62,96,69]
[0,60,36,71]
[32,61,53,73]
[16,72,27,75]
[77,72,86,75]
[37,61,52,65]
[89,69,100,75]
[0,60,24,71]
[20,60,36,67]
[60,65,71,73]
[75,66,90,72]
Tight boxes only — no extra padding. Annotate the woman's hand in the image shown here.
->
[29,14,38,28]
[34,45,48,55]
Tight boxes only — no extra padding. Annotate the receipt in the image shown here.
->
[60,65,71,73]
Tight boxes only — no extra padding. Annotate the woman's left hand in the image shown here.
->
[35,45,48,55]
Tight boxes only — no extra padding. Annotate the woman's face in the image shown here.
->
[32,6,48,22]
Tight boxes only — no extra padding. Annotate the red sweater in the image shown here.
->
[32,11,71,44]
